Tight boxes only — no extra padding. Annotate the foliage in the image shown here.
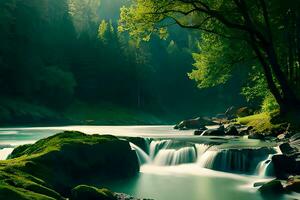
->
[189,34,249,88]
[241,66,268,102]
[261,93,280,113]
[119,0,300,113]
[0,0,252,125]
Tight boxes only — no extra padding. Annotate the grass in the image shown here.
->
[237,112,284,134]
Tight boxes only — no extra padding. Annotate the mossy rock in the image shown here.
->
[0,131,139,199]
[70,185,116,200]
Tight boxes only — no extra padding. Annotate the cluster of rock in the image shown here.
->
[256,133,300,195]
[173,117,219,130]
[193,124,253,136]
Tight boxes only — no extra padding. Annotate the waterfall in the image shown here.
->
[256,155,274,177]
[255,147,281,177]
[197,147,278,174]
[0,148,14,160]
[130,143,151,165]
[131,139,208,166]
[198,150,218,168]
[149,140,172,159]
[130,137,279,176]
[153,147,197,166]
[195,144,211,156]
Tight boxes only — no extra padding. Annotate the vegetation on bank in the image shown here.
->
[236,112,284,134]
[0,131,139,200]
[0,98,167,126]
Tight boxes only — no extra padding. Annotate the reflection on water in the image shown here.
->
[103,164,290,200]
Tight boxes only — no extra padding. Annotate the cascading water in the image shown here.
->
[130,143,151,165]
[197,147,278,174]
[0,148,14,160]
[255,147,281,177]
[132,139,208,166]
[153,146,197,166]
[149,140,172,159]
[256,155,274,177]
[131,138,280,177]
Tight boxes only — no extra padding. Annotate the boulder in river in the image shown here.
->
[201,125,226,136]
[225,125,239,136]
[70,185,116,200]
[279,143,298,156]
[272,154,299,179]
[259,179,284,195]
[0,131,140,199]
[194,127,208,135]
[286,176,300,193]
[174,117,218,130]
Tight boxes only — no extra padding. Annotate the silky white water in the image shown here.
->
[0,125,298,200]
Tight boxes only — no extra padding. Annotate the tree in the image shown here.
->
[119,0,300,114]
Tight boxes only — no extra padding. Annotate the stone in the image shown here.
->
[225,125,239,136]
[286,176,300,193]
[259,179,284,195]
[70,185,116,200]
[174,117,218,130]
[253,182,267,187]
[272,154,297,179]
[201,129,226,136]
[279,143,298,156]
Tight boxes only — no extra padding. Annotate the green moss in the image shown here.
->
[70,185,116,200]
[9,131,118,159]
[0,184,56,200]
[237,112,284,134]
[0,131,139,199]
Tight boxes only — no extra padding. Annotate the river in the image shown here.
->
[0,126,299,200]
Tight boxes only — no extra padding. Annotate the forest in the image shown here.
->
[0,1,300,200]
[0,0,249,125]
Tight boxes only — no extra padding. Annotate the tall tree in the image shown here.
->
[119,0,300,115]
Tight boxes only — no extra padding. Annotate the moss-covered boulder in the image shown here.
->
[0,131,139,199]
[70,185,116,200]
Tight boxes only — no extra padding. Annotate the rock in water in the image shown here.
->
[272,154,298,179]
[286,176,300,193]
[201,126,225,136]
[194,127,208,135]
[71,185,116,200]
[174,117,218,130]
[279,143,298,156]
[0,131,140,199]
[259,179,284,195]
[225,125,239,136]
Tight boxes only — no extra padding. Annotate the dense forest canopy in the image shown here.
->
[119,0,300,116]
[0,0,251,125]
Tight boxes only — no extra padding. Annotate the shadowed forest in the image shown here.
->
[0,0,247,125]
[0,1,300,200]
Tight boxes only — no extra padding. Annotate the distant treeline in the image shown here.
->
[0,0,246,124]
